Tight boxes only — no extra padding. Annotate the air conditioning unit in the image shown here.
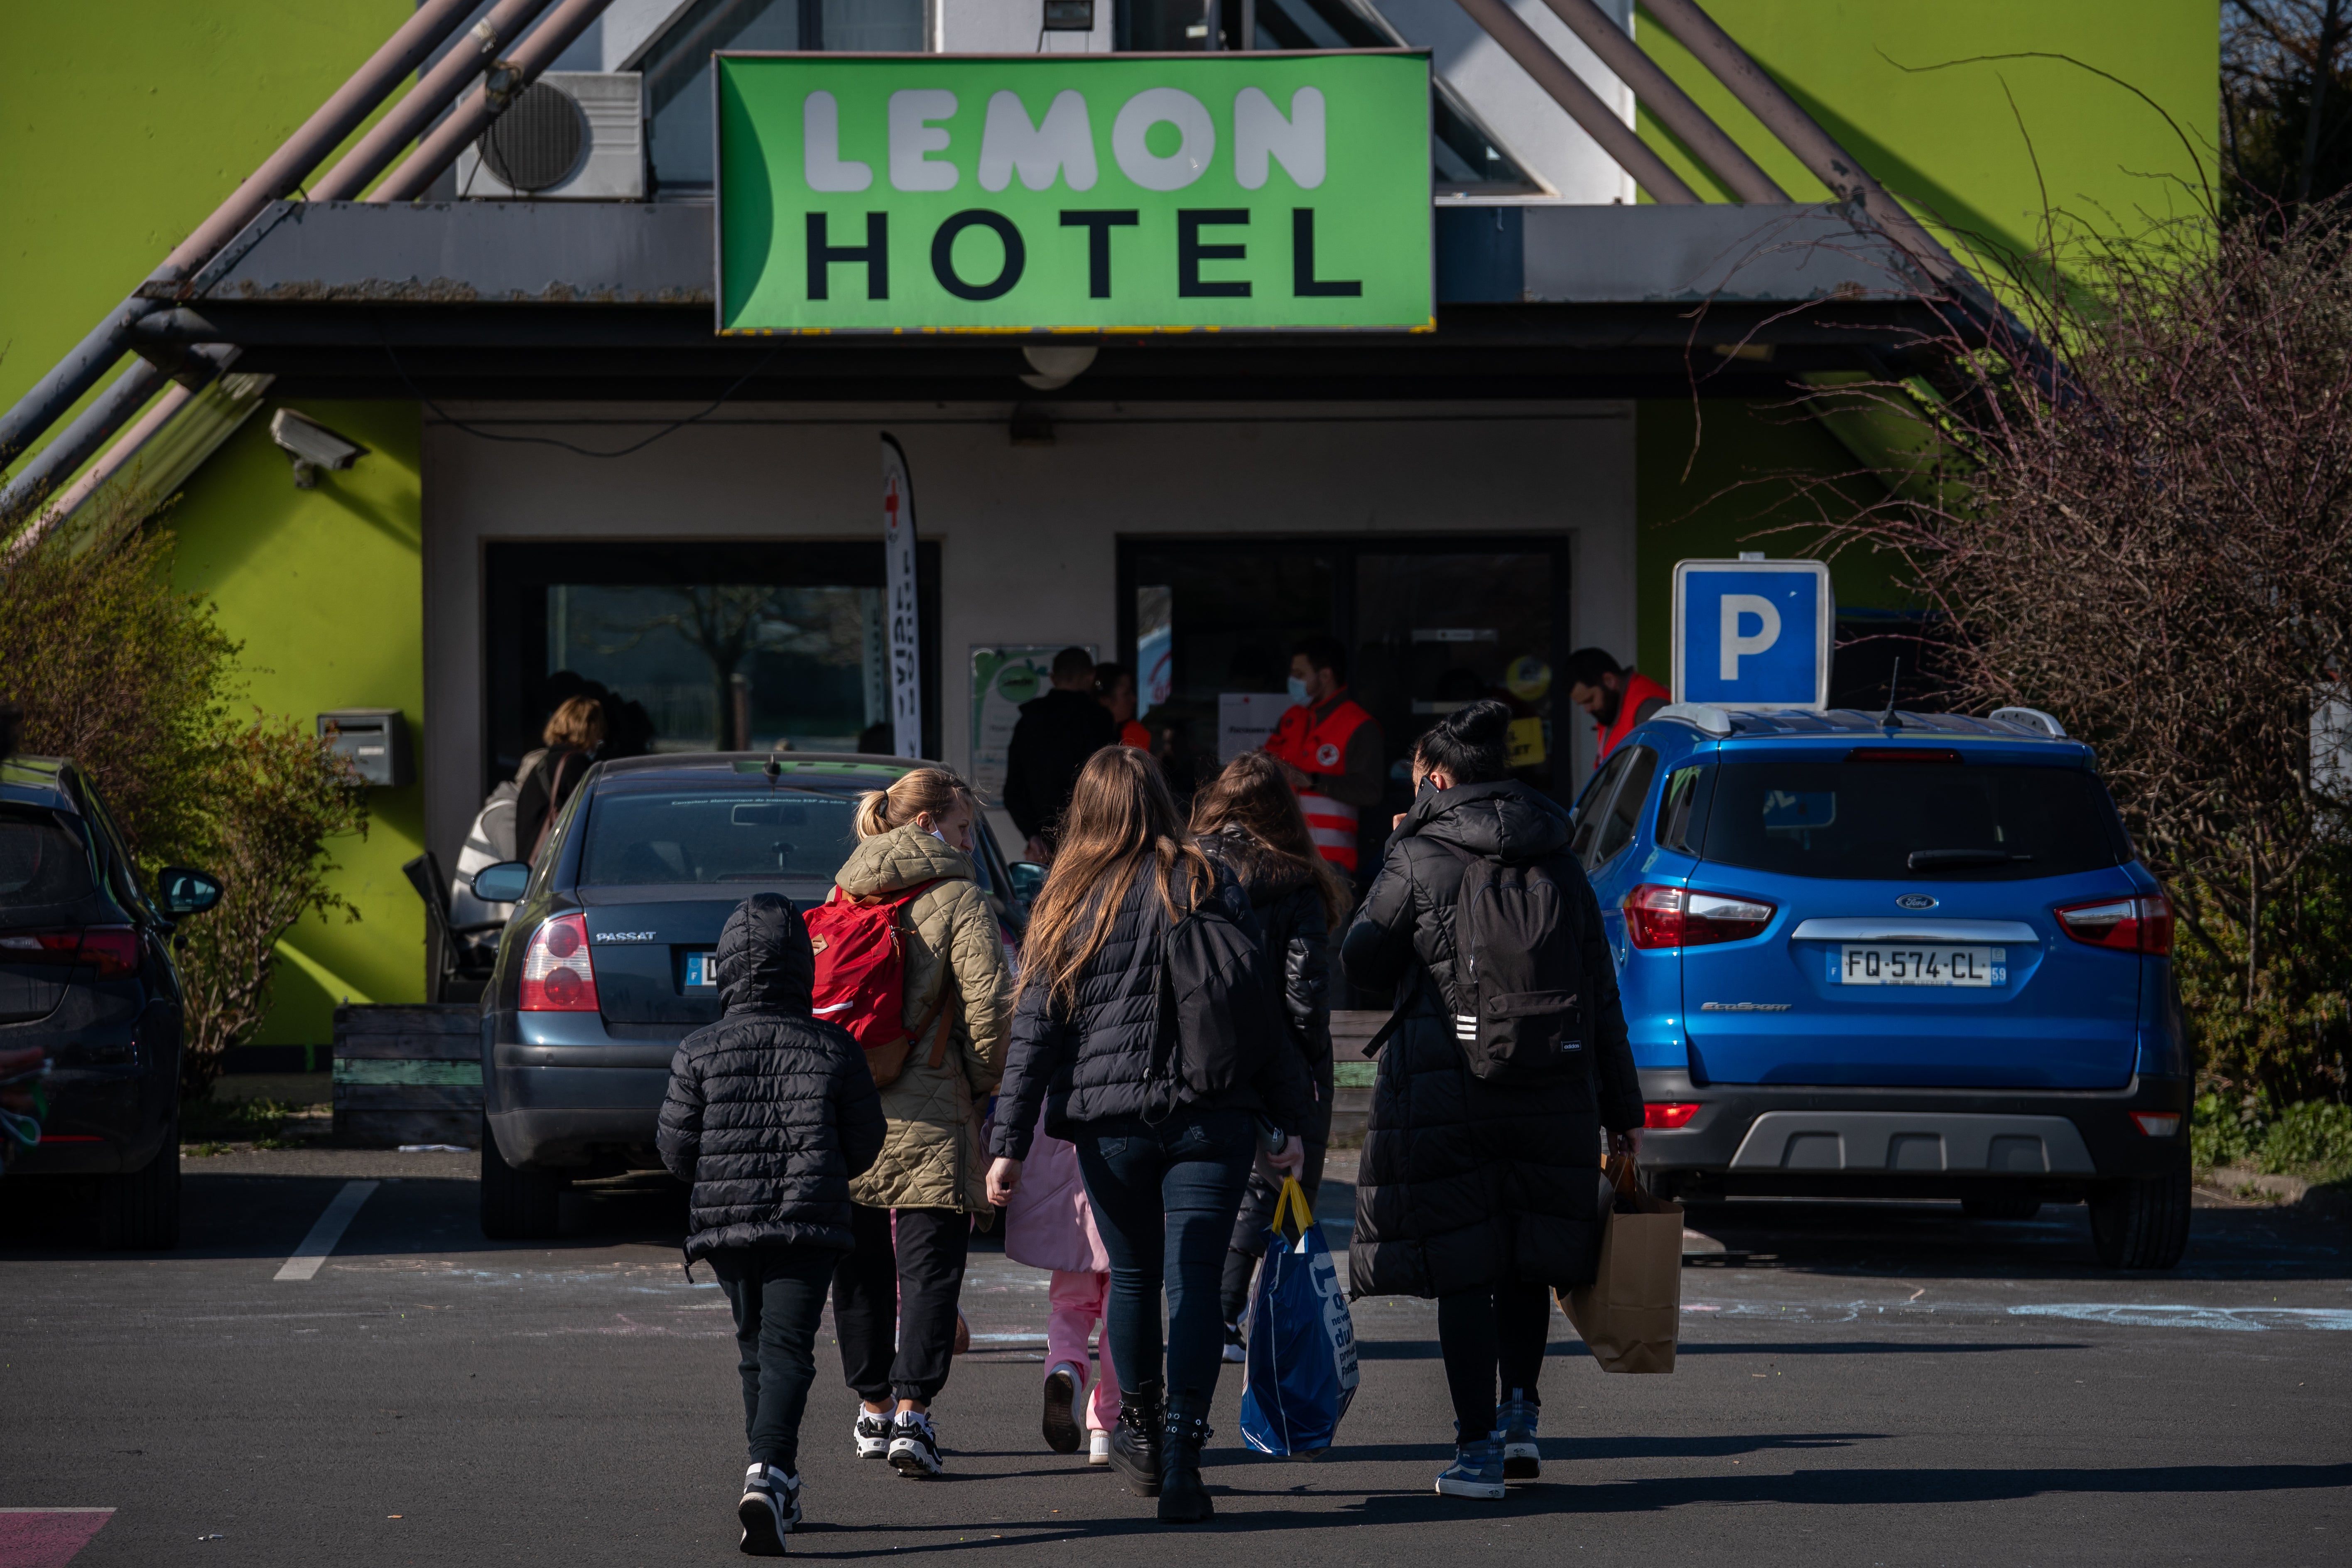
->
[454,72,644,200]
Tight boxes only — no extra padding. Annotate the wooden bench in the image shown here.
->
[332,1004,483,1148]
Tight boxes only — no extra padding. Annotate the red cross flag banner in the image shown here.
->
[881,434,922,758]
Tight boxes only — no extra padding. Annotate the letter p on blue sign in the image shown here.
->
[1671,559,1831,709]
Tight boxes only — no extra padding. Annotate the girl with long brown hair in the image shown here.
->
[986,746,1310,1524]
[1188,751,1352,1359]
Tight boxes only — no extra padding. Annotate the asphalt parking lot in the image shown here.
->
[2,1148,2346,1567]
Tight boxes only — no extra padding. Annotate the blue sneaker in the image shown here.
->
[1498,1389,1540,1480]
[1435,1437,1507,1500]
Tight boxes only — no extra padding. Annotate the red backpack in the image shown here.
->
[805,881,956,1088]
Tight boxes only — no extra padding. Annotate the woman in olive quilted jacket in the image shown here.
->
[827,767,1014,1480]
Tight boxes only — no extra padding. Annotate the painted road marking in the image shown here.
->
[0,1507,114,1568]
[274,1180,378,1281]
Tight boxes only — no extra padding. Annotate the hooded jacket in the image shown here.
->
[833,824,1014,1212]
[1342,779,1643,1299]
[991,862,1315,1161]
[1196,824,1336,1144]
[657,894,888,1260]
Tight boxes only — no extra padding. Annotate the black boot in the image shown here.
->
[1109,1381,1163,1498]
[1158,1404,1213,1524]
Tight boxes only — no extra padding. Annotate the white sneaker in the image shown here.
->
[737,1463,800,1556]
[888,1411,944,1478]
[1087,1429,1112,1466]
[853,1404,891,1459]
[1221,1321,1246,1363]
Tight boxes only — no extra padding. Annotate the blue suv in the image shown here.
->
[1569,704,2190,1269]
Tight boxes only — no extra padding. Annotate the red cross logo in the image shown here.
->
[883,478,901,532]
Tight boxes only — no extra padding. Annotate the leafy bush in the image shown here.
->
[2259,1100,2352,1181]
[0,498,368,1100]
[2190,1091,2259,1170]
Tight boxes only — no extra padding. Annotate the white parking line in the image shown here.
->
[274,1180,379,1281]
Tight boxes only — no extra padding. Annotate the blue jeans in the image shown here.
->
[1076,1110,1256,1416]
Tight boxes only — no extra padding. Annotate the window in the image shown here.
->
[0,808,95,909]
[1657,765,1708,854]
[1570,747,1635,868]
[637,0,927,196]
[1590,746,1658,867]
[1699,760,2132,882]
[580,788,861,886]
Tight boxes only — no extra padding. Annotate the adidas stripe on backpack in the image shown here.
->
[1439,843,1587,1084]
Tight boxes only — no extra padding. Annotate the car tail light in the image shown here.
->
[1624,885,1776,949]
[0,927,137,977]
[2131,1112,2181,1138]
[519,913,598,1012]
[2055,894,2174,956]
[1645,1102,1701,1129]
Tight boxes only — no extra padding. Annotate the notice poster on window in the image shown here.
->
[971,645,1093,805]
[1218,692,1292,763]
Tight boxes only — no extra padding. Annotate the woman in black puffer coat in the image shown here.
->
[1188,751,1352,1348]
[659,893,886,1551]
[1344,701,1643,1501]
[988,746,1312,1525]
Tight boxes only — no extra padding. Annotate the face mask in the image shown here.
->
[927,826,950,846]
[1287,675,1311,704]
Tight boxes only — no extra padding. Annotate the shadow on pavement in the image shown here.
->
[1356,1337,2086,1359]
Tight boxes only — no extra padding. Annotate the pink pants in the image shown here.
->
[1046,1269,1122,1432]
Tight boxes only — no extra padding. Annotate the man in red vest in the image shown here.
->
[1263,636,1383,875]
[1566,646,1670,769]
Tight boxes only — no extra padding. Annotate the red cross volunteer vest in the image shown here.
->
[1265,695,1373,872]
[1595,670,1671,767]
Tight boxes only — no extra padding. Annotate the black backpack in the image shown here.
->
[1144,889,1287,1119]
[1437,843,1587,1083]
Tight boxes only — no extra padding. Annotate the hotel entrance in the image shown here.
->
[1118,535,1571,875]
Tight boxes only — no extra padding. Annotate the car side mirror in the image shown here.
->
[1008,861,1046,908]
[156,867,224,918]
[469,861,532,903]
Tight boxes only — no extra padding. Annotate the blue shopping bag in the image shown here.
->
[1239,1178,1361,1456]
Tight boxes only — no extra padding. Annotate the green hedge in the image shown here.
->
[2192,1093,2352,1183]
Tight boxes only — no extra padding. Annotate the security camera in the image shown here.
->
[269,408,367,488]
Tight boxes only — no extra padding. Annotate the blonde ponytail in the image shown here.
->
[853,766,973,839]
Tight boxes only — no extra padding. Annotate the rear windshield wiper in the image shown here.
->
[1908,848,2036,870]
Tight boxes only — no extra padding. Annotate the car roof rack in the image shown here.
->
[1649,705,2079,742]
[1987,706,2068,739]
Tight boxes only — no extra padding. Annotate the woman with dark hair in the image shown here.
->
[1187,750,1352,1359]
[1344,699,1643,1499]
[986,746,1311,1524]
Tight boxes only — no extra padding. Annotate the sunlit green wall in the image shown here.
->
[1628,0,2220,682]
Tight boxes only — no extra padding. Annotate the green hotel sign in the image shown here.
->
[715,52,1432,334]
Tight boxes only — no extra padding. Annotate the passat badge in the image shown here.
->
[1896,893,1938,910]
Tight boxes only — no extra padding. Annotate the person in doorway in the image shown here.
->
[1565,647,1669,769]
[1003,646,1119,863]
[828,768,1013,1480]
[514,695,603,864]
[1262,636,1383,878]
[1344,700,1643,1500]
[1093,661,1152,750]
[657,893,888,1556]
[986,747,1310,1524]
[1189,751,1351,1361]
[1001,1099,1123,1467]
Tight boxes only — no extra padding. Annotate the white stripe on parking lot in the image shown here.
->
[274,1180,378,1281]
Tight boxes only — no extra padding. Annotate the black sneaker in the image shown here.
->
[852,1405,890,1459]
[737,1463,800,1556]
[1042,1362,1082,1455]
[887,1411,944,1478]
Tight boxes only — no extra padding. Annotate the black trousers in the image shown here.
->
[831,1204,970,1406]
[708,1245,838,1472]
[1219,1141,1329,1323]
[1437,1283,1553,1440]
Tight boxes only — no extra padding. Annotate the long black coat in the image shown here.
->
[1197,826,1336,1145]
[1343,780,1643,1299]
[658,894,887,1261]
[991,865,1315,1160]
[1001,688,1118,844]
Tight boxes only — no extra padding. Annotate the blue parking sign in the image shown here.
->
[1672,559,1832,709]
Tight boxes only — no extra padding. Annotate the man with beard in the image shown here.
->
[1564,648,1668,769]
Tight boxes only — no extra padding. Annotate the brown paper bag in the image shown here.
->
[1560,1156,1683,1374]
